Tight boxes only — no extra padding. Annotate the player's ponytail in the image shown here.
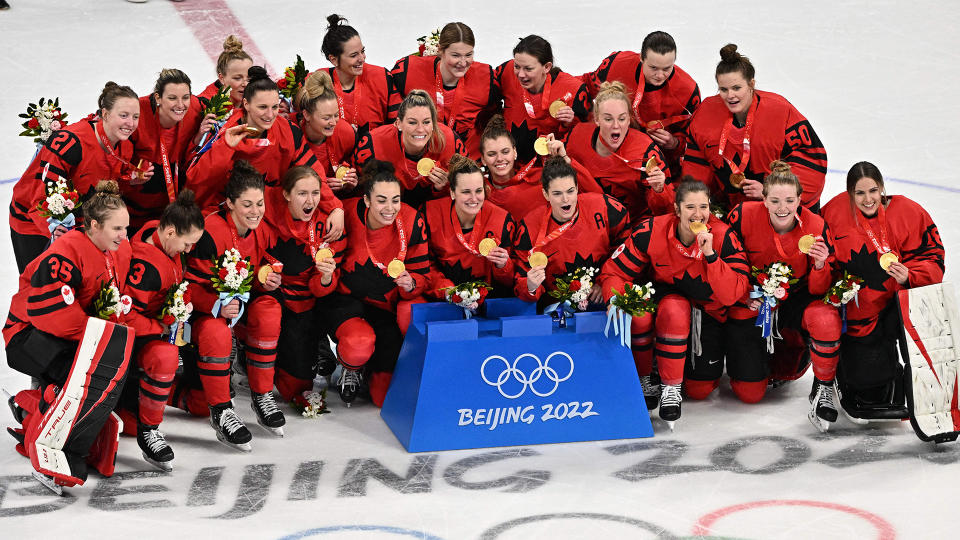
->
[360,159,401,198]
[159,189,204,235]
[480,114,516,153]
[593,81,631,117]
[98,81,138,115]
[322,14,360,63]
[216,35,252,76]
[447,154,483,191]
[296,70,337,115]
[763,160,802,198]
[716,43,755,82]
[84,180,126,226]
[243,65,277,102]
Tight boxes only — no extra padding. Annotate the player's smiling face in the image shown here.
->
[853,177,883,217]
[717,71,754,119]
[243,90,279,132]
[764,183,801,231]
[304,98,340,139]
[365,181,402,229]
[102,97,141,144]
[333,36,366,77]
[397,105,433,154]
[440,42,474,81]
[284,175,322,221]
[675,190,711,236]
[219,58,252,104]
[156,82,191,127]
[227,187,265,233]
[595,98,630,151]
[88,208,130,252]
[451,171,486,222]
[513,52,551,93]
[543,175,578,223]
[481,135,517,181]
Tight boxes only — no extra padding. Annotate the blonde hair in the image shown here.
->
[295,70,338,115]
[83,180,126,225]
[216,35,252,76]
[762,160,802,197]
[593,81,632,116]
[398,90,444,154]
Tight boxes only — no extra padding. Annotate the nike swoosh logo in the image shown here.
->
[707,358,720,365]
[655,263,669,267]
[705,143,718,149]
[835,235,849,240]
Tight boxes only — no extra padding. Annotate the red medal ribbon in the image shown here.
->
[669,220,703,260]
[333,69,362,129]
[855,204,893,255]
[771,211,807,260]
[363,207,407,275]
[435,62,466,129]
[94,121,139,176]
[717,94,758,180]
[450,202,485,257]
[284,206,323,258]
[597,131,650,173]
[521,74,552,119]
[157,128,177,203]
[529,204,578,258]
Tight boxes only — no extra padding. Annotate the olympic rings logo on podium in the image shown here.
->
[480,352,575,399]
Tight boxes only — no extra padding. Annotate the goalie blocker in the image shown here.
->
[8,317,133,488]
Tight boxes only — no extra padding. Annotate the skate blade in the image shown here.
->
[257,423,284,438]
[32,471,63,496]
[141,452,173,472]
[214,432,252,453]
[664,420,676,432]
[808,410,831,433]
[839,406,871,425]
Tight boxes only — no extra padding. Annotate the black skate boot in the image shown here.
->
[658,383,682,430]
[250,391,285,437]
[808,378,838,433]
[138,424,174,472]
[316,338,337,386]
[209,403,252,452]
[338,367,362,407]
[639,375,661,410]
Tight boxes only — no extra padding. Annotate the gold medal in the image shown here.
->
[173,324,188,347]
[529,251,548,268]
[730,173,746,188]
[315,247,334,262]
[689,222,708,235]
[335,166,348,180]
[243,126,261,137]
[387,259,406,278]
[647,120,665,131]
[257,265,273,284]
[533,137,549,156]
[645,156,658,174]
[478,237,497,257]
[879,252,899,271]
[798,234,816,254]
[416,158,435,176]
[548,100,566,118]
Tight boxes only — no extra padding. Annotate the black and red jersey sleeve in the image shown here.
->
[584,51,622,97]
[708,226,751,307]
[400,209,431,299]
[125,256,166,337]
[26,249,87,341]
[604,194,630,246]
[782,112,828,208]
[599,217,653,300]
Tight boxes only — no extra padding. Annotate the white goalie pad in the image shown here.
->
[897,282,960,443]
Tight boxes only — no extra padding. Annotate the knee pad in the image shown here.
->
[335,317,376,370]
[246,296,282,343]
[655,295,692,337]
[136,340,179,381]
[730,379,768,404]
[685,379,719,400]
[803,302,841,341]
[275,368,313,402]
[193,316,233,358]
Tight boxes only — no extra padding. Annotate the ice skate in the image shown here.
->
[250,391,285,437]
[639,375,661,410]
[338,367,362,407]
[6,391,25,425]
[316,339,337,387]
[209,405,252,452]
[808,378,838,433]
[137,426,174,472]
[659,383,682,431]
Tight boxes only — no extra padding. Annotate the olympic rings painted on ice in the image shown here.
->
[480,351,574,399]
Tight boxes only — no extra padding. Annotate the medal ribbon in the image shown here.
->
[530,204,578,258]
[450,202,485,257]
[94,121,139,176]
[855,204,892,254]
[333,69,362,128]
[521,74,552,119]
[717,94,758,179]
[364,207,407,275]
[284,205,324,258]
[772,211,807,260]
[435,62,466,129]
[668,220,702,260]
[157,131,177,203]
[597,132,650,173]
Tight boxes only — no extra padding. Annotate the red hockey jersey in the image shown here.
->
[124,222,187,337]
[317,64,400,133]
[423,197,516,295]
[821,194,944,336]
[391,55,499,159]
[184,114,340,213]
[300,117,356,177]
[563,123,673,220]
[598,214,750,320]
[683,90,827,211]
[353,123,465,209]
[513,192,629,301]
[483,157,604,220]
[11,120,137,237]
[4,230,132,344]
[725,202,834,320]
[494,60,590,163]
[262,187,346,313]
[584,52,700,173]
[336,197,430,313]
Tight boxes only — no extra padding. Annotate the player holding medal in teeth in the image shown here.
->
[820,161,944,424]
[563,81,672,223]
[720,161,838,410]
[684,44,827,213]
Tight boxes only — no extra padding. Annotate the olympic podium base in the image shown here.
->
[380,299,654,452]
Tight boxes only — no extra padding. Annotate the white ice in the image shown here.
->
[1,1,959,538]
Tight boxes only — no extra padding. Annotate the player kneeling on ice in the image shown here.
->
[598,179,750,429]
[117,191,204,470]
[820,162,945,432]
[4,181,134,493]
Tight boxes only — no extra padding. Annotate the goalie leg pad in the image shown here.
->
[85,411,122,477]
[26,318,133,486]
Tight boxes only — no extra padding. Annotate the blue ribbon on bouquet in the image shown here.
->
[212,291,250,327]
[604,303,633,348]
[750,286,781,352]
[47,213,75,235]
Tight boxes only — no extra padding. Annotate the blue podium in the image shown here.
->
[380,299,654,452]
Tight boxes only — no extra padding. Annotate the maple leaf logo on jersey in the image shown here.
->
[672,271,714,303]
[340,258,395,302]
[563,252,600,276]
[843,244,891,292]
[436,257,482,289]
[269,236,313,275]
[511,120,541,163]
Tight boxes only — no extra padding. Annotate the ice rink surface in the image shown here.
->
[1,1,959,538]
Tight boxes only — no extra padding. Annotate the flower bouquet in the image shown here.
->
[210,248,254,326]
[93,281,129,321]
[19,97,69,145]
[278,55,308,101]
[750,262,798,350]
[415,29,441,57]
[823,270,863,332]
[37,168,81,234]
[160,281,194,345]
[441,280,490,319]
[290,389,330,419]
[605,282,656,347]
[546,266,598,327]
[196,85,234,151]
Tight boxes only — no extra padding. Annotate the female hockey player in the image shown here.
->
[597,178,750,428]
[390,21,498,159]
[683,44,827,212]
[295,70,358,197]
[563,81,672,222]
[197,35,253,109]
